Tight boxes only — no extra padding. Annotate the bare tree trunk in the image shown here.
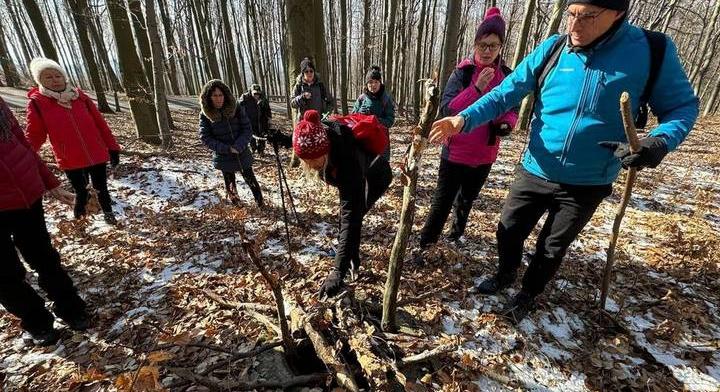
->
[688,1,720,91]
[339,0,349,114]
[157,0,181,95]
[0,22,20,87]
[146,0,171,148]
[221,0,244,94]
[660,0,680,33]
[383,0,398,90]
[67,0,111,112]
[703,72,720,116]
[285,0,330,108]
[107,0,161,144]
[512,0,537,69]
[23,0,59,60]
[192,0,221,79]
[412,0,428,121]
[128,0,154,86]
[88,7,123,93]
[438,0,462,89]
[362,0,371,73]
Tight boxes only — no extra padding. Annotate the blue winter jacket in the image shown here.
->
[459,21,699,185]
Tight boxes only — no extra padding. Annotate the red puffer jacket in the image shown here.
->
[0,97,60,211]
[25,87,120,170]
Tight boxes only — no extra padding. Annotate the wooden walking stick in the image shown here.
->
[599,92,641,309]
[381,77,440,332]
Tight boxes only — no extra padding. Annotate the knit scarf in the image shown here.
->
[39,85,79,109]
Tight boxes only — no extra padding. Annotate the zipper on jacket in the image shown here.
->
[67,108,93,166]
[559,67,593,165]
[0,159,31,209]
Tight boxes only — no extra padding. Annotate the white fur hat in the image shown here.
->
[29,57,68,85]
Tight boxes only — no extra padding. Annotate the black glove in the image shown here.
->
[267,130,293,149]
[487,122,512,146]
[318,268,346,298]
[599,136,668,169]
[491,121,512,137]
[109,150,120,168]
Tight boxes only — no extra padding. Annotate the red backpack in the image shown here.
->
[330,113,389,156]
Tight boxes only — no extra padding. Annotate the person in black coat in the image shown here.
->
[199,79,263,207]
[293,110,392,297]
[240,84,272,156]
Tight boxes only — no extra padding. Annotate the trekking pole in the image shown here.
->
[599,92,641,310]
[278,158,300,224]
[271,138,293,255]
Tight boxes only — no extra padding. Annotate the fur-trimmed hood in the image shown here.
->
[200,79,237,122]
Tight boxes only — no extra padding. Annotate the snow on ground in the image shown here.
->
[1,111,719,391]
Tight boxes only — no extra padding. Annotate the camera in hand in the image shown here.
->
[265,128,292,149]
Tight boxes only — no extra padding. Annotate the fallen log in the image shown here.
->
[172,368,328,391]
[203,289,275,314]
[396,343,456,367]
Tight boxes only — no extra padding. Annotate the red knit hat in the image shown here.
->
[475,7,506,43]
[293,110,330,160]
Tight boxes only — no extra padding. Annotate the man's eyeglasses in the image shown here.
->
[476,43,502,52]
[566,9,607,24]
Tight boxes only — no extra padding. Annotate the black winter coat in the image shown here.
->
[199,103,253,173]
[240,93,272,137]
[321,122,392,273]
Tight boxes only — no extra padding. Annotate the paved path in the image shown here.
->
[0,86,288,114]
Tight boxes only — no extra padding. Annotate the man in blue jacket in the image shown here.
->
[430,0,698,323]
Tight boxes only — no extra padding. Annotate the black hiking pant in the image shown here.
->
[65,163,112,217]
[496,167,612,296]
[0,200,86,333]
[419,159,492,247]
[222,169,264,206]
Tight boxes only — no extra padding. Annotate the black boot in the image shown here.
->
[73,192,88,219]
[26,326,60,346]
[471,272,515,295]
[62,310,91,331]
[500,291,535,324]
[103,211,117,225]
[318,268,346,298]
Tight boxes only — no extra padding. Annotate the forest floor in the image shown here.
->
[1,107,719,392]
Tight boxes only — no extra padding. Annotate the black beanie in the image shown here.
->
[567,0,629,11]
[300,57,315,73]
[365,65,382,82]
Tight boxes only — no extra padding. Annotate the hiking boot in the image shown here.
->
[500,291,535,325]
[26,327,60,347]
[470,273,515,295]
[62,310,91,331]
[103,211,117,225]
[409,246,430,266]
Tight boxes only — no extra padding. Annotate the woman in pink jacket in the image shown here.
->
[414,8,518,263]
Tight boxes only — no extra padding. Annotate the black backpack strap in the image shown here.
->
[537,34,567,91]
[636,29,667,128]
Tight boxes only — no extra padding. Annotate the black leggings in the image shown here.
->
[419,159,492,247]
[222,169,263,206]
[64,163,112,217]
